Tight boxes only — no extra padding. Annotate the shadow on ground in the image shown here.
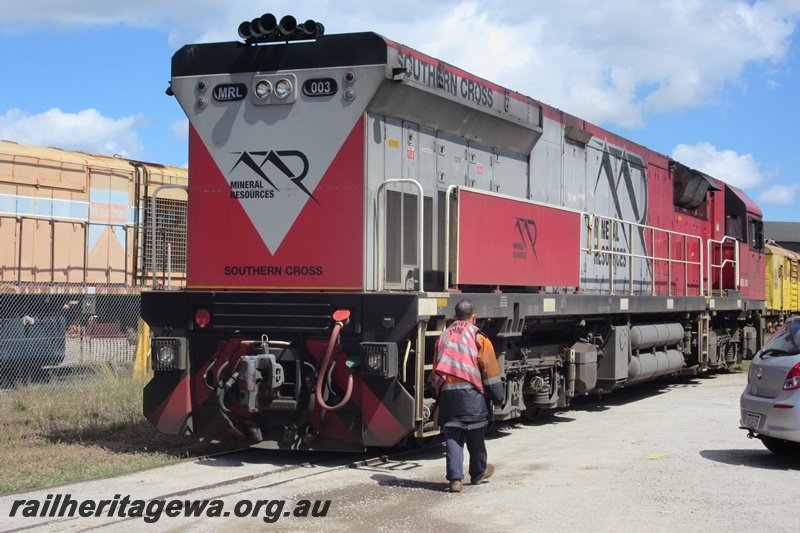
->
[701,448,800,470]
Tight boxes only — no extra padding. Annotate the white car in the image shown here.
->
[740,316,800,454]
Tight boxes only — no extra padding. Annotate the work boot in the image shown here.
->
[448,479,463,492]
[470,464,494,485]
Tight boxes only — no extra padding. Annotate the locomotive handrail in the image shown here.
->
[706,236,740,297]
[376,179,424,292]
[583,213,705,297]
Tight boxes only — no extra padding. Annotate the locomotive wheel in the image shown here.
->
[521,406,542,422]
[521,394,543,422]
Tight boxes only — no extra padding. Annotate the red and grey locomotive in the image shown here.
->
[143,14,765,451]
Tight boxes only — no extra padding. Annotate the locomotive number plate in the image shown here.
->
[744,412,762,429]
[303,78,338,96]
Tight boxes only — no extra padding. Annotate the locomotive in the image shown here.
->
[143,13,768,451]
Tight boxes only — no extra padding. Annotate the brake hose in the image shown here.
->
[314,311,353,411]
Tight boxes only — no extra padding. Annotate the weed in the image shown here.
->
[0,366,235,493]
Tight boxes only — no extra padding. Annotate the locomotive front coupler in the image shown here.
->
[237,335,288,413]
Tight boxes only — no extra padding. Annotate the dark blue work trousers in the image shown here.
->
[443,423,487,481]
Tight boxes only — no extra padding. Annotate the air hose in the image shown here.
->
[314,309,353,411]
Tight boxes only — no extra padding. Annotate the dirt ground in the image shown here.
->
[2,371,795,532]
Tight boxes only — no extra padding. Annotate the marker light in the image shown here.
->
[195,308,211,328]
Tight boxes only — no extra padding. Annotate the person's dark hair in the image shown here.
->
[455,299,475,320]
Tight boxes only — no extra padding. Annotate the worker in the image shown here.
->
[432,299,504,493]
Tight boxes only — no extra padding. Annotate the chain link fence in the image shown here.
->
[0,291,141,388]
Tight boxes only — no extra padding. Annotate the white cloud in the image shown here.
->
[757,183,800,206]
[306,1,800,128]
[411,3,536,85]
[2,1,798,129]
[671,142,767,189]
[0,108,144,158]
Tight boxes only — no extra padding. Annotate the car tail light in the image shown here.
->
[783,363,800,390]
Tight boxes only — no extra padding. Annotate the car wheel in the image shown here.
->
[761,436,800,455]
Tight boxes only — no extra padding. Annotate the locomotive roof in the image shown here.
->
[173,32,390,77]
[172,32,544,155]
[726,183,763,218]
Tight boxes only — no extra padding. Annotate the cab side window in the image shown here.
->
[748,217,764,252]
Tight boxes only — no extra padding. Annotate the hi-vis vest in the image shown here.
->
[434,321,484,395]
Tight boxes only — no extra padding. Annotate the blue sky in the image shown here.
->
[1,1,799,222]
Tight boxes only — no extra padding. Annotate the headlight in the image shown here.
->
[366,353,382,371]
[251,74,297,105]
[151,338,187,371]
[255,80,272,99]
[360,343,398,379]
[275,78,292,98]
[157,345,176,366]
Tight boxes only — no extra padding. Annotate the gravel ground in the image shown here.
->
[2,371,795,532]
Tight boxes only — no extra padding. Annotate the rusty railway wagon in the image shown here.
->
[143,14,768,451]
[0,140,187,375]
